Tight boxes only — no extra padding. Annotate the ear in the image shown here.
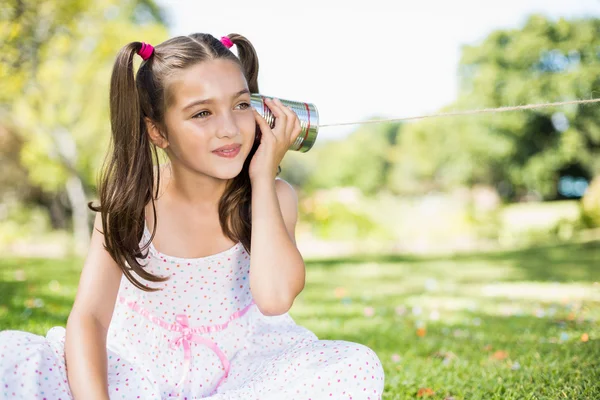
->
[145,117,169,149]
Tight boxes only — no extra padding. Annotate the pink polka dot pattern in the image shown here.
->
[0,223,385,399]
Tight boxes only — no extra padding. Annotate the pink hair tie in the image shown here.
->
[137,42,154,60]
[220,36,234,49]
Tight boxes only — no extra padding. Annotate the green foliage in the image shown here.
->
[298,188,591,246]
[0,204,52,245]
[1,0,168,194]
[0,1,87,104]
[581,177,600,227]
[388,112,512,194]
[296,122,401,195]
[300,188,394,241]
[498,200,585,246]
[300,16,600,200]
[457,15,600,199]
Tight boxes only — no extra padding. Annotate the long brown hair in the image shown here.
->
[89,33,266,291]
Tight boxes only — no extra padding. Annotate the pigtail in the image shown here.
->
[225,34,259,94]
[89,42,168,291]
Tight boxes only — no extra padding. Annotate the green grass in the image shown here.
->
[1,241,599,399]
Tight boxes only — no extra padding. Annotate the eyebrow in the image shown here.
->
[182,89,251,111]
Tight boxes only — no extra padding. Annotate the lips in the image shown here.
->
[212,143,242,158]
[212,143,241,152]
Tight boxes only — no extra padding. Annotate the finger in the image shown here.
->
[276,102,301,145]
[253,108,276,143]
[275,101,297,140]
[284,104,302,142]
[291,112,302,144]
[265,98,287,140]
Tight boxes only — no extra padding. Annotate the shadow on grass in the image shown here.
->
[307,240,600,283]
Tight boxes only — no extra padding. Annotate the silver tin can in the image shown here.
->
[250,94,319,152]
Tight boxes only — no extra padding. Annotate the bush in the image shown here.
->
[299,188,393,241]
[581,177,600,228]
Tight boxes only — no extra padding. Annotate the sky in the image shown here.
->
[156,0,599,141]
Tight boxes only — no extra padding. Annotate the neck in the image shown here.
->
[161,162,230,209]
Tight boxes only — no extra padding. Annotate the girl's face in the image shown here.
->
[159,59,256,180]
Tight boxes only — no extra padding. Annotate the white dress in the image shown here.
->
[0,224,385,399]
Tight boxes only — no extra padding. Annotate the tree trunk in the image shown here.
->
[66,174,90,256]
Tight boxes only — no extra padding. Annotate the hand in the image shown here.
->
[249,98,302,183]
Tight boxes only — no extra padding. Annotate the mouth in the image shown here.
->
[212,144,241,158]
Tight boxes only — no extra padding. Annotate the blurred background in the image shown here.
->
[1,1,599,398]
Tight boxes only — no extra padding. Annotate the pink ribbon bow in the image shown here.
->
[169,314,231,397]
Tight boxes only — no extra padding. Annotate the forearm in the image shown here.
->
[250,178,305,315]
[65,312,110,400]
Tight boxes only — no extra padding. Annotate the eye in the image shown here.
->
[192,110,210,119]
[192,103,250,119]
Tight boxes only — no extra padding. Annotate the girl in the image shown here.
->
[0,33,385,399]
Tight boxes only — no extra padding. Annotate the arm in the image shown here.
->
[65,212,122,400]
[250,177,305,316]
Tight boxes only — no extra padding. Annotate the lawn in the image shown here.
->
[1,240,599,399]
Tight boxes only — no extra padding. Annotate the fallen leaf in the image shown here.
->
[491,350,508,360]
[334,287,347,298]
[417,388,435,397]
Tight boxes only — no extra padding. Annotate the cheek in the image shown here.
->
[167,121,212,155]
[239,113,257,141]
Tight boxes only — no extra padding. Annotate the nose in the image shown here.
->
[216,111,241,139]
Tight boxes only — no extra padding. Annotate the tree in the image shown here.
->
[291,120,401,195]
[1,1,168,254]
[389,15,600,200]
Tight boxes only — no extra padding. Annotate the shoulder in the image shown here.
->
[274,178,299,242]
[274,177,298,209]
[274,176,296,193]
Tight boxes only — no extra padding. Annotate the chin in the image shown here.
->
[213,163,245,181]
